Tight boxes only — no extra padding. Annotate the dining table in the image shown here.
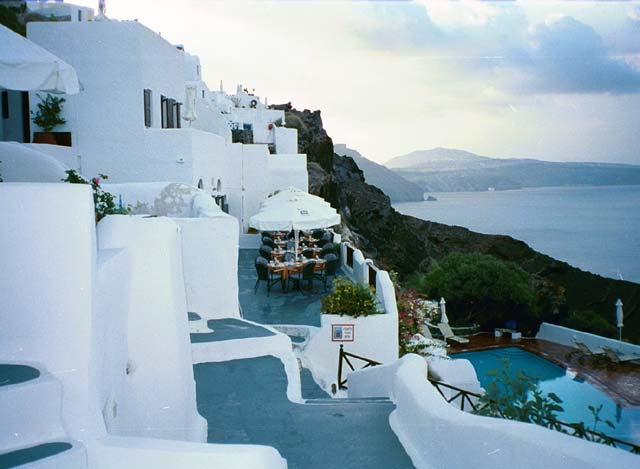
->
[267,258,326,292]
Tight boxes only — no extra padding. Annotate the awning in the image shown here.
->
[0,24,80,94]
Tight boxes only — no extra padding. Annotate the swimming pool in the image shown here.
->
[453,347,640,446]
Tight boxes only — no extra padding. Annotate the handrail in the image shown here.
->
[337,344,381,390]
[427,379,640,454]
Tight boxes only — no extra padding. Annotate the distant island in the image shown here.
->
[386,147,640,193]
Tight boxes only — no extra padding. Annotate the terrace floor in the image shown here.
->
[448,333,640,407]
[238,249,333,327]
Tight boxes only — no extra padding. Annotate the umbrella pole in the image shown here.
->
[294,229,299,261]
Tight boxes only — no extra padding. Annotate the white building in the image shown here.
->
[25,16,307,230]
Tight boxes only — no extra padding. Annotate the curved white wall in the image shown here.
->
[97,215,206,442]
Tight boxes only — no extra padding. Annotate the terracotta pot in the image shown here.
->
[33,131,57,144]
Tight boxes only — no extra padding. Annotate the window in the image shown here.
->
[1,91,8,119]
[174,102,181,129]
[78,11,82,22]
[202,90,205,99]
[166,98,175,128]
[161,95,168,128]
[143,89,152,127]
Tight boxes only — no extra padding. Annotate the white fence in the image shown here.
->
[536,322,640,356]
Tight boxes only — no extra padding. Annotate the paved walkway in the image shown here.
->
[191,318,275,343]
[238,249,329,327]
[194,356,414,469]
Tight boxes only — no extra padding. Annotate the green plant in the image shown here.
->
[564,310,617,339]
[409,253,536,330]
[475,359,564,425]
[32,94,66,131]
[321,277,380,317]
[62,170,130,221]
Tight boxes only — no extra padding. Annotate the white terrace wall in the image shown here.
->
[350,355,638,469]
[537,322,640,356]
[97,216,207,442]
[0,183,104,439]
[303,243,399,390]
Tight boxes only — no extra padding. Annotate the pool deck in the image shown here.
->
[448,333,640,407]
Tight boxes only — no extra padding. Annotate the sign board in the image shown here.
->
[332,324,354,342]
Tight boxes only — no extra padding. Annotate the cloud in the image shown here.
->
[357,3,640,95]
[500,16,640,94]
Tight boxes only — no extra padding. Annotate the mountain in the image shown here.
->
[334,144,424,202]
[386,148,640,192]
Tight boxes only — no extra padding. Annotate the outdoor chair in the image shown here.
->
[322,231,333,243]
[262,237,276,249]
[287,230,297,240]
[259,245,273,260]
[419,324,448,347]
[320,243,335,258]
[286,239,296,250]
[283,252,296,262]
[314,253,339,291]
[312,229,326,240]
[302,248,315,259]
[437,323,470,344]
[315,238,329,248]
[289,261,316,293]
[254,256,283,296]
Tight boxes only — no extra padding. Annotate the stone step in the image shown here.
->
[0,441,86,469]
[0,364,67,451]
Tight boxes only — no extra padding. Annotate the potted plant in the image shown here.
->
[32,94,72,146]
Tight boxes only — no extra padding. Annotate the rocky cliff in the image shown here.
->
[272,103,640,343]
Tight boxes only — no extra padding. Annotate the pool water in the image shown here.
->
[453,347,640,445]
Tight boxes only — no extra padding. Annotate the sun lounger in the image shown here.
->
[418,324,447,347]
[438,323,470,344]
[602,347,640,364]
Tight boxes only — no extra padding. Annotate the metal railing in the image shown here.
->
[428,379,640,454]
[337,344,381,390]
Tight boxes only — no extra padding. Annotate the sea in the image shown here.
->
[393,185,640,284]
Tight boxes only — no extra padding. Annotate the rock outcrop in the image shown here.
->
[275,103,640,343]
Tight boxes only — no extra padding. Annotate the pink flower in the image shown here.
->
[92,178,100,185]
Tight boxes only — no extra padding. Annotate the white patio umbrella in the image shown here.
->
[249,188,340,260]
[183,85,198,124]
[616,299,624,341]
[439,298,449,324]
[0,24,80,94]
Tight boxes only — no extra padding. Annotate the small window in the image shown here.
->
[78,10,82,21]
[1,91,8,119]
[161,95,168,128]
[166,98,175,128]
[174,102,181,129]
[196,65,201,77]
[143,89,152,127]
[202,90,205,99]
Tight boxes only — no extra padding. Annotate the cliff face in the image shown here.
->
[276,104,640,343]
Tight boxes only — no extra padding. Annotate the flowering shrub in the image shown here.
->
[321,277,379,318]
[62,169,130,221]
[397,290,440,355]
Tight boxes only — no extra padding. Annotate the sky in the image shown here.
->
[70,1,640,165]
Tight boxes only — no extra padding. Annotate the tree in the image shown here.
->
[409,253,536,330]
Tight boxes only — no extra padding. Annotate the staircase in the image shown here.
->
[0,363,87,468]
[194,356,414,469]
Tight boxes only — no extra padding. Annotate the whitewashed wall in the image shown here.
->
[537,323,640,356]
[304,243,399,391]
[175,216,240,319]
[0,142,69,182]
[274,127,298,154]
[0,183,103,439]
[97,215,207,442]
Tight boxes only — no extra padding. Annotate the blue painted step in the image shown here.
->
[0,365,40,387]
[191,318,275,343]
[0,442,72,468]
[194,356,414,469]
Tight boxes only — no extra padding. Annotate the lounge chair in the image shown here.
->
[438,323,470,344]
[419,324,447,347]
[573,340,605,356]
[602,347,640,364]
